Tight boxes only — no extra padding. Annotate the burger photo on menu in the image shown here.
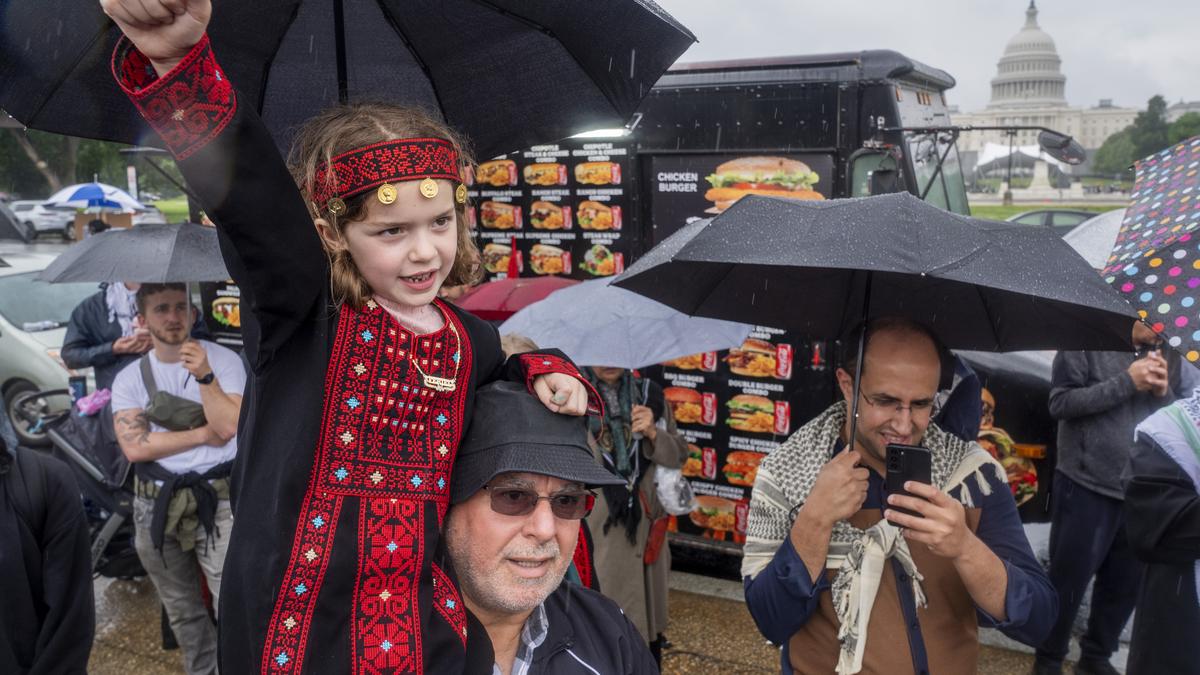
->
[530,201,565,230]
[480,201,518,230]
[477,159,516,187]
[529,244,566,275]
[662,353,703,370]
[722,451,764,487]
[682,444,703,477]
[579,244,616,276]
[574,161,620,185]
[481,243,512,274]
[726,338,777,378]
[211,296,240,328]
[577,200,615,230]
[689,495,736,532]
[704,156,823,213]
[523,163,566,186]
[726,394,775,433]
[663,386,703,425]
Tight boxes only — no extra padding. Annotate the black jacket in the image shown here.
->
[1049,349,1193,499]
[61,287,209,391]
[524,583,658,674]
[1124,434,1200,675]
[0,446,94,674]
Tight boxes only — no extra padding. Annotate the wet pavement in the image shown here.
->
[89,570,1107,674]
[90,577,183,675]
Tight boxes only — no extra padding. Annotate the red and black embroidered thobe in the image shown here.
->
[111,36,593,675]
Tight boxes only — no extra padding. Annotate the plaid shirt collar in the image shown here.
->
[494,602,549,675]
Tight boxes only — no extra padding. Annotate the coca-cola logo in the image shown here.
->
[775,344,794,380]
[735,502,749,535]
[701,393,718,427]
[774,401,791,435]
[701,352,718,372]
[701,447,717,480]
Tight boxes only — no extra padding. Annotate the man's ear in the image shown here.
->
[314,218,344,253]
[835,367,855,404]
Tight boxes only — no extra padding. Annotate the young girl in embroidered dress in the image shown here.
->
[100,1,598,673]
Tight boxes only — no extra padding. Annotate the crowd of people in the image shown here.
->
[1,1,1197,674]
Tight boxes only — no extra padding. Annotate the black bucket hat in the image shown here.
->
[451,381,625,504]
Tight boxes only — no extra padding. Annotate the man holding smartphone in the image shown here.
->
[742,317,1055,674]
[1033,320,1198,675]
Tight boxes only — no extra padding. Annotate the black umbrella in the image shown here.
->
[0,1,694,157]
[37,222,229,283]
[615,193,1137,352]
[614,192,1138,450]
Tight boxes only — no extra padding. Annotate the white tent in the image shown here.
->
[975,142,1068,170]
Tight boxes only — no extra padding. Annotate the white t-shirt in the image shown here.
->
[111,340,246,475]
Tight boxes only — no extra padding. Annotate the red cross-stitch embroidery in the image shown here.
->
[113,35,236,161]
[261,300,473,673]
[310,139,461,207]
[431,563,468,648]
[353,498,424,673]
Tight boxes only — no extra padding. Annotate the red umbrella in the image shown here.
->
[455,276,580,321]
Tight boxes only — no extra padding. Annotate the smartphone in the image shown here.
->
[885,443,932,519]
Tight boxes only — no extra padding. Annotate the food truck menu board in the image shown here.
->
[471,138,635,281]
[199,280,243,349]
[644,152,838,545]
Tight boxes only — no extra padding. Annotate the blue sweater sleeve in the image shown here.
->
[964,469,1058,645]
[743,534,830,645]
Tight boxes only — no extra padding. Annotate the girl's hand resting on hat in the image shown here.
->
[100,0,210,77]
[532,373,588,416]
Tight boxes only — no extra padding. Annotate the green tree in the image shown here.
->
[1092,127,1136,177]
[1129,95,1170,159]
[1169,112,1200,145]
[0,127,181,201]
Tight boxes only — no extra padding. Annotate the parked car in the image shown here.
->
[0,244,99,446]
[1005,208,1097,237]
[9,199,72,238]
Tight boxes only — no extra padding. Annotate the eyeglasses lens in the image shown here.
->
[488,488,595,519]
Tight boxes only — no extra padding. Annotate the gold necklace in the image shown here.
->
[409,305,461,393]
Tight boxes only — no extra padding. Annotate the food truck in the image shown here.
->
[468,49,1060,560]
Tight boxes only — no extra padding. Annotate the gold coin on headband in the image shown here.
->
[455,184,468,204]
[377,183,398,205]
[328,198,347,216]
[419,177,439,199]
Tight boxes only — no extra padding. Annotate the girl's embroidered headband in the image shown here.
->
[310,138,467,216]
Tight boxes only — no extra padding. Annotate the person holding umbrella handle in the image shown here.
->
[741,318,1055,675]
[98,1,602,673]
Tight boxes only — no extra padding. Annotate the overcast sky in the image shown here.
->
[653,0,1199,113]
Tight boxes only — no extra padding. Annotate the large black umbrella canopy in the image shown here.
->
[37,222,229,283]
[0,1,694,157]
[614,193,1137,352]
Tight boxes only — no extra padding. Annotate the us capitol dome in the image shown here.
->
[987,1,1067,109]
[953,1,1138,161]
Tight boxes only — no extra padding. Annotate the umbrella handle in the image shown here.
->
[845,271,873,459]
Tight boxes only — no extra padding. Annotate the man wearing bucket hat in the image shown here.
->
[445,381,658,675]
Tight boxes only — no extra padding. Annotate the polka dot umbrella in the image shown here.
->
[1104,136,1200,361]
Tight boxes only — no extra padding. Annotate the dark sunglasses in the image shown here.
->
[482,485,596,520]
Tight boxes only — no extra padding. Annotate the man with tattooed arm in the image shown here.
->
[111,282,245,675]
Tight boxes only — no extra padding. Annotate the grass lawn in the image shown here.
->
[153,196,190,223]
[969,203,1123,222]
